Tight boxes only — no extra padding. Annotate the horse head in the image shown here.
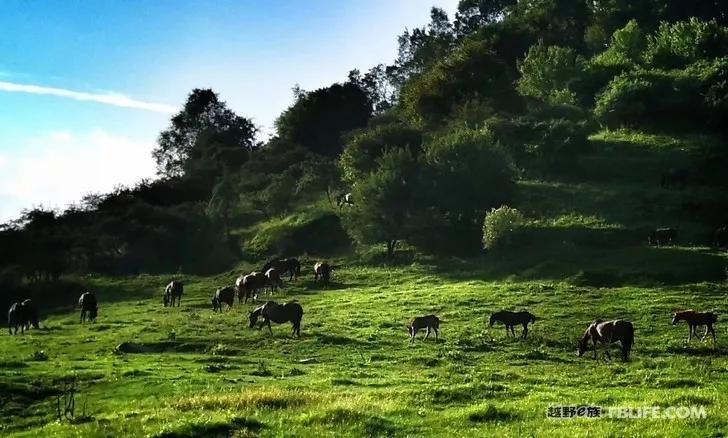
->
[488,313,498,327]
[671,313,679,325]
[577,330,590,357]
[248,310,258,328]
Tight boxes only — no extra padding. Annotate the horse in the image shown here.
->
[262,258,301,282]
[661,168,688,189]
[408,315,440,343]
[163,281,183,307]
[337,192,354,209]
[713,226,728,249]
[489,310,536,338]
[236,272,266,303]
[648,228,677,246]
[20,299,39,331]
[212,286,235,312]
[8,302,28,335]
[265,268,283,294]
[672,310,718,344]
[314,262,332,285]
[248,301,303,336]
[79,292,98,323]
[578,319,634,361]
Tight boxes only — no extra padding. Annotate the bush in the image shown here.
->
[643,19,728,70]
[516,42,584,105]
[485,116,591,174]
[482,206,524,249]
[339,123,422,184]
[399,39,520,127]
[595,59,728,130]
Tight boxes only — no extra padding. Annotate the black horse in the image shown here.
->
[249,301,303,336]
[648,227,677,246]
[79,292,98,323]
[489,310,536,338]
[262,258,301,282]
[314,262,332,285]
[20,299,39,331]
[212,286,235,312]
[163,281,183,307]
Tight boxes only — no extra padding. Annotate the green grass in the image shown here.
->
[1,129,728,436]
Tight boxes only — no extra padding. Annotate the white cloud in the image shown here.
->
[0,130,158,222]
[0,81,176,113]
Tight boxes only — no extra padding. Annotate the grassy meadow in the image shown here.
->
[1,130,727,437]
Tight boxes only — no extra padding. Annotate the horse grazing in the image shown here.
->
[163,281,183,307]
[262,258,301,282]
[578,319,634,361]
[408,315,440,343]
[313,262,332,285]
[265,268,283,294]
[20,299,39,331]
[713,226,728,249]
[661,168,688,189]
[7,301,37,335]
[212,286,235,312]
[648,228,677,246]
[248,301,303,336]
[236,272,266,303]
[78,292,98,323]
[489,310,536,338]
[672,310,718,344]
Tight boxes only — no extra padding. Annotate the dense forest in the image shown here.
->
[2,0,728,303]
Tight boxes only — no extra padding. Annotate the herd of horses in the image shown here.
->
[4,253,721,362]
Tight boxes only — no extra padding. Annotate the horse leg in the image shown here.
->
[434,327,438,343]
[510,325,516,336]
[505,325,510,336]
[687,325,693,342]
[592,340,598,360]
[267,319,273,335]
[701,325,709,341]
[708,324,716,344]
[522,323,528,339]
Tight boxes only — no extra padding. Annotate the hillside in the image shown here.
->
[1,129,727,437]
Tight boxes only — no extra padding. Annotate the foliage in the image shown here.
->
[275,81,372,157]
[643,18,728,69]
[482,205,524,249]
[342,148,425,257]
[152,89,257,179]
[400,39,519,126]
[516,42,585,105]
[339,123,423,184]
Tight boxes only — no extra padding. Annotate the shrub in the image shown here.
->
[516,42,584,105]
[643,19,728,69]
[482,206,524,249]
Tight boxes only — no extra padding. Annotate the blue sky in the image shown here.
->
[0,0,458,222]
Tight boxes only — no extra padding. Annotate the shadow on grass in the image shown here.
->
[428,226,727,287]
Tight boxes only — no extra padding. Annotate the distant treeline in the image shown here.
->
[2,0,728,296]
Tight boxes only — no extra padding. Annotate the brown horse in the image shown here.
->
[672,310,718,344]
[265,268,283,294]
[163,281,183,307]
[408,315,440,343]
[248,301,303,336]
[236,272,266,303]
[79,292,98,323]
[314,262,332,285]
[262,258,301,281]
[489,310,536,338]
[578,319,634,361]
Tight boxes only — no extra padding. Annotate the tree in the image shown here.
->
[274,81,372,157]
[295,156,342,206]
[207,169,237,239]
[454,0,518,37]
[516,42,585,104]
[152,89,257,179]
[389,7,455,88]
[339,123,423,184]
[342,148,424,257]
